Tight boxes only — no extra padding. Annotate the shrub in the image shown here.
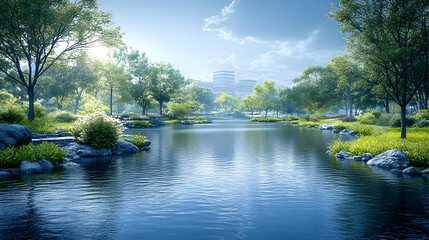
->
[53,111,78,122]
[389,115,417,127]
[78,99,108,115]
[371,110,382,118]
[286,116,300,121]
[0,142,67,168]
[340,115,357,122]
[357,112,377,125]
[333,124,346,131]
[298,120,319,127]
[349,124,376,136]
[414,119,429,128]
[251,117,282,122]
[122,134,147,148]
[132,120,152,128]
[72,111,123,149]
[0,104,26,124]
[22,101,47,118]
[309,112,327,122]
[415,110,429,120]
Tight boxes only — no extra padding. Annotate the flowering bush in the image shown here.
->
[71,111,124,149]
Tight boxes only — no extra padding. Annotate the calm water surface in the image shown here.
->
[0,120,428,239]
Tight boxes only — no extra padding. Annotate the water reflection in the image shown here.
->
[0,120,428,239]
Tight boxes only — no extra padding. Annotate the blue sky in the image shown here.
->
[98,0,346,87]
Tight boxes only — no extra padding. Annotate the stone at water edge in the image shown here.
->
[0,124,32,149]
[353,156,362,161]
[38,159,54,172]
[181,120,194,125]
[144,140,151,146]
[335,150,350,159]
[339,129,355,135]
[20,161,42,174]
[361,153,373,161]
[402,167,420,176]
[366,149,409,169]
[319,124,333,130]
[113,140,139,155]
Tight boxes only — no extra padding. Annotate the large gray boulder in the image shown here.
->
[0,124,32,149]
[319,124,333,130]
[61,142,112,158]
[20,161,42,174]
[113,140,139,155]
[339,129,355,135]
[402,166,420,176]
[335,150,350,159]
[367,149,409,169]
[148,118,165,126]
[38,159,54,172]
[181,120,194,125]
[361,153,373,161]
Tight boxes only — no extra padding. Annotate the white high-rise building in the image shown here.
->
[213,70,235,97]
[236,79,257,99]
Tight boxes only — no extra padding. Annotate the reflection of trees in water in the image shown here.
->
[332,162,429,239]
[0,186,60,240]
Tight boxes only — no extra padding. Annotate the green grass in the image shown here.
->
[132,120,153,128]
[298,120,320,127]
[0,142,67,168]
[164,119,212,124]
[122,134,147,148]
[251,117,282,122]
[330,131,429,167]
[320,120,343,124]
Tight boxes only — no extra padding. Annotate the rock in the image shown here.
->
[181,120,194,125]
[62,161,80,169]
[353,155,362,161]
[367,149,409,169]
[120,114,130,120]
[422,169,429,175]
[0,124,32,149]
[62,142,112,158]
[335,150,350,159]
[333,130,341,133]
[319,124,333,130]
[361,153,373,161]
[339,129,355,135]
[124,121,133,128]
[113,140,139,155]
[38,159,54,172]
[20,161,42,174]
[58,132,73,137]
[402,167,420,176]
[140,146,151,151]
[148,118,165,126]
[144,140,151,146]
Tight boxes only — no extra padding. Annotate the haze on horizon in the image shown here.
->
[98,0,346,87]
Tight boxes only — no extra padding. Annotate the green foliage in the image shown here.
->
[330,131,429,167]
[132,120,152,128]
[340,115,357,122]
[167,101,201,119]
[415,110,429,120]
[286,116,300,121]
[72,111,123,149]
[122,134,147,148]
[414,120,429,128]
[298,120,320,127]
[309,112,327,122]
[251,117,282,122]
[371,110,382,118]
[0,142,67,168]
[389,115,417,128]
[215,93,241,113]
[22,101,47,118]
[0,104,25,124]
[78,99,109,115]
[52,111,78,123]
[333,124,346,131]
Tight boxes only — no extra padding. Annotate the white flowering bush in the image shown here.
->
[71,110,125,149]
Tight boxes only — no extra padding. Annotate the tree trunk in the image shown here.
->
[251,110,253,117]
[109,87,113,116]
[27,86,35,121]
[400,104,407,139]
[385,94,390,113]
[159,101,163,115]
[265,108,268,117]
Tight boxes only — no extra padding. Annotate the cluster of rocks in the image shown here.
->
[0,124,152,178]
[334,149,429,178]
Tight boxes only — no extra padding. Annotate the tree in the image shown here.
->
[254,80,278,116]
[102,61,129,115]
[45,63,75,110]
[329,55,361,116]
[242,95,259,117]
[0,0,121,120]
[166,100,201,119]
[329,0,429,138]
[125,50,151,115]
[70,56,98,114]
[189,85,216,113]
[215,93,241,114]
[149,62,185,115]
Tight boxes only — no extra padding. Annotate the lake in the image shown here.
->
[0,120,428,239]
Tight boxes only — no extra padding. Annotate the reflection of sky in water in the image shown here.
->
[0,120,428,240]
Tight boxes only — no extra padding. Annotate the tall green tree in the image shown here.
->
[329,0,429,138]
[102,61,129,115]
[215,93,241,114]
[242,95,259,117]
[0,0,121,120]
[149,62,185,115]
[125,50,151,115]
[254,80,278,116]
[189,85,216,113]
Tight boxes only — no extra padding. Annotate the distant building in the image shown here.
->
[213,70,235,97]
[236,79,257,99]
[195,80,213,91]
